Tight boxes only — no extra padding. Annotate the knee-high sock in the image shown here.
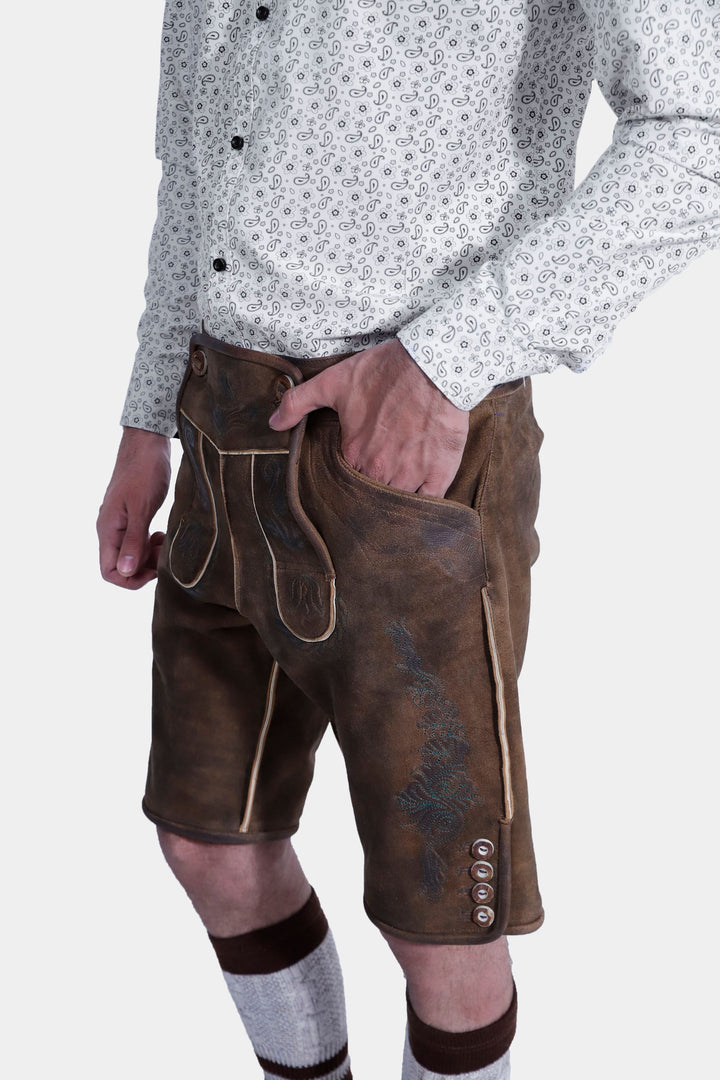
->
[401,983,517,1079]
[207,888,351,1080]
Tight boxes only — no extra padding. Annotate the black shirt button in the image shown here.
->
[212,257,227,272]
[230,135,244,150]
[255,6,269,19]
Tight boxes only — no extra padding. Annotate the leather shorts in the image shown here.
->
[145,330,546,944]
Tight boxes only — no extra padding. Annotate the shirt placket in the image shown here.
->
[205,4,275,305]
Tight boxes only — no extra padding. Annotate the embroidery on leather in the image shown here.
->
[179,415,212,514]
[386,618,479,901]
[290,574,324,616]
[257,455,305,551]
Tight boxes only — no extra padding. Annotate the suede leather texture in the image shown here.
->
[145,332,545,944]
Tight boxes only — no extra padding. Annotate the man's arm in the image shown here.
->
[100,157,201,589]
[120,160,202,439]
[121,0,202,438]
[273,1,719,488]
[98,1,200,588]
[394,0,720,407]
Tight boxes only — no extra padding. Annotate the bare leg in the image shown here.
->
[383,932,516,1077]
[157,827,311,935]
[382,930,514,1030]
[156,827,351,1079]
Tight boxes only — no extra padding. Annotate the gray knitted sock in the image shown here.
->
[208,889,351,1080]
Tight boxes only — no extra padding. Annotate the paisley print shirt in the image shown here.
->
[121,0,720,436]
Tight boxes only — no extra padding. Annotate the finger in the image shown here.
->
[147,531,166,571]
[387,469,429,495]
[98,509,126,582]
[116,505,153,578]
[103,566,159,590]
[104,530,164,587]
[416,471,454,499]
[268,370,336,430]
[353,454,394,484]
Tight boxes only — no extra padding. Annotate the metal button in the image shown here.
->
[212,257,227,272]
[471,882,494,904]
[230,135,244,150]
[191,348,208,376]
[471,838,495,860]
[256,6,270,19]
[470,860,493,883]
[272,374,293,407]
[472,906,495,928]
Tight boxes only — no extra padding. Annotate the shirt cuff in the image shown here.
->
[396,264,560,410]
[119,407,177,439]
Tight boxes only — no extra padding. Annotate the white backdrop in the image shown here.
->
[2,3,719,1078]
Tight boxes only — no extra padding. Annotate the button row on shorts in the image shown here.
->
[469,838,496,928]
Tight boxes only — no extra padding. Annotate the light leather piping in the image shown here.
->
[218,454,242,615]
[179,409,290,456]
[168,430,219,588]
[250,452,337,643]
[239,660,280,833]
[482,586,514,823]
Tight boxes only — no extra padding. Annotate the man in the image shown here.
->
[97,3,719,1077]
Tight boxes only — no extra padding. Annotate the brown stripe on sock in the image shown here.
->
[407,982,517,1075]
[207,888,328,975]
[256,1043,349,1078]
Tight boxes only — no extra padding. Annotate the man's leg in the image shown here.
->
[157,829,310,935]
[158,829,352,1080]
[158,825,514,1079]
[384,934,516,1079]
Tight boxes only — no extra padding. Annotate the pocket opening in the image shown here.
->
[329,424,482,531]
[481,586,514,825]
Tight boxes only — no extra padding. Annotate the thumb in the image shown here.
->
[268,371,335,431]
[117,509,150,577]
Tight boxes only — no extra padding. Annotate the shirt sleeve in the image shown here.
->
[396,0,720,409]
[120,2,201,437]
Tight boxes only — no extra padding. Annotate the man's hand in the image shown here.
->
[97,427,172,590]
[269,338,469,497]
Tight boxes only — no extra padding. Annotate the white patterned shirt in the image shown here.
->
[121,0,720,437]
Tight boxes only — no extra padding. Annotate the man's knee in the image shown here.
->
[156,827,294,887]
[380,930,514,1030]
[381,929,511,974]
[156,827,216,877]
[155,828,309,935]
